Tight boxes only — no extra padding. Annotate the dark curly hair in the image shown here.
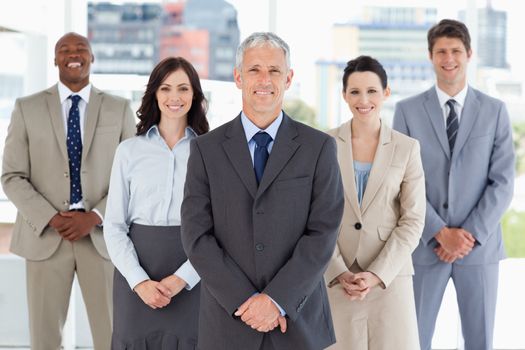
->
[136,57,209,136]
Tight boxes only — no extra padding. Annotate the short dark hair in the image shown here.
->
[136,57,209,136]
[427,19,471,53]
[342,55,388,92]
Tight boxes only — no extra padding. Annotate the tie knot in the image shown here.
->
[69,95,82,106]
[253,132,272,148]
[446,99,456,109]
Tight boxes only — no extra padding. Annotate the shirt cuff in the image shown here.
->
[92,208,104,226]
[268,295,286,316]
[127,268,150,291]
[174,260,201,290]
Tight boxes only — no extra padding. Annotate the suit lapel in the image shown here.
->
[46,85,69,162]
[257,114,300,196]
[336,122,361,219]
[222,115,258,198]
[452,87,479,157]
[360,122,395,215]
[82,87,102,162]
[423,89,450,159]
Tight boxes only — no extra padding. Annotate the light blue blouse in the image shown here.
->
[354,160,372,205]
[104,125,200,290]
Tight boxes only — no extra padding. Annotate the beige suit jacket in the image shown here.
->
[2,84,136,260]
[325,120,426,287]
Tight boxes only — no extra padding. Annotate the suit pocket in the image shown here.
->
[274,176,310,189]
[377,226,395,242]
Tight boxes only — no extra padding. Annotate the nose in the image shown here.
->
[258,70,271,84]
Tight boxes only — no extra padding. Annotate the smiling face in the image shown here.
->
[430,36,472,95]
[343,71,390,124]
[233,45,293,128]
[156,69,193,124]
[54,33,94,92]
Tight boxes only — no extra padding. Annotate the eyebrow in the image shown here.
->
[160,82,190,87]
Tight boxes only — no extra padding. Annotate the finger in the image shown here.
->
[278,316,287,333]
[156,283,172,297]
[235,298,252,317]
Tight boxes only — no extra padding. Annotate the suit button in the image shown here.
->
[443,203,448,209]
[63,200,69,206]
[255,243,264,251]
[64,172,69,178]
[354,222,362,230]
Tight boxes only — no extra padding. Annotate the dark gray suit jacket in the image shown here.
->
[181,113,344,350]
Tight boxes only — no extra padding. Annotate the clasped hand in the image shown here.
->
[134,275,187,309]
[49,211,101,241]
[434,227,476,263]
[234,293,287,333]
[336,271,381,301]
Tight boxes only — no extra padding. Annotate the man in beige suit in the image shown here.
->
[1,32,135,349]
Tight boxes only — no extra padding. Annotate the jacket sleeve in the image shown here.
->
[461,102,515,244]
[367,140,426,287]
[1,99,57,236]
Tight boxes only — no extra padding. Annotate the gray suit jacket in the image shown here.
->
[393,86,515,265]
[181,113,344,350]
[2,84,136,260]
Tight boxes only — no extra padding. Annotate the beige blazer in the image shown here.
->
[2,84,136,260]
[325,120,425,287]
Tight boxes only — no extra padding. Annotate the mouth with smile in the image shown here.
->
[167,104,184,112]
[356,106,374,114]
[254,89,273,96]
[66,61,83,69]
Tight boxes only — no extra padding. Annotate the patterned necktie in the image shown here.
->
[446,99,459,153]
[67,95,83,204]
[253,132,273,185]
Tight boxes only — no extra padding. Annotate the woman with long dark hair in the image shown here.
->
[104,57,209,349]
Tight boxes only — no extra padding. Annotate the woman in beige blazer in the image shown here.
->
[325,56,426,350]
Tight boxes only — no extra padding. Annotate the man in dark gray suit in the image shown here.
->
[181,32,344,350]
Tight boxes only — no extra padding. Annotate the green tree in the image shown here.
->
[512,121,525,175]
[283,98,318,129]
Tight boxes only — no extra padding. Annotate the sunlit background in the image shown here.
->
[0,0,524,349]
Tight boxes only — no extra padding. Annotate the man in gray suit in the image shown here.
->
[393,19,515,350]
[181,32,344,350]
[1,32,135,349]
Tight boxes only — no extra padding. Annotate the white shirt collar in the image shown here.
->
[435,84,468,108]
[58,81,91,104]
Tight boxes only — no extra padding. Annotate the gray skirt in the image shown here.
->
[112,224,200,350]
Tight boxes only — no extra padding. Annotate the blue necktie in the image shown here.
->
[253,132,272,185]
[446,99,459,153]
[67,95,83,204]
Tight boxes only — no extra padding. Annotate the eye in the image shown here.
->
[160,86,170,92]
[349,91,359,95]
[368,89,377,94]
[179,86,190,92]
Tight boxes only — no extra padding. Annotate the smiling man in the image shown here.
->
[1,32,135,349]
[181,32,344,350]
[393,19,515,350]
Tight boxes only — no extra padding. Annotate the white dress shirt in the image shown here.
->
[104,125,200,290]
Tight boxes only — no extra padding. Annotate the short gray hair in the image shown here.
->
[235,32,291,70]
